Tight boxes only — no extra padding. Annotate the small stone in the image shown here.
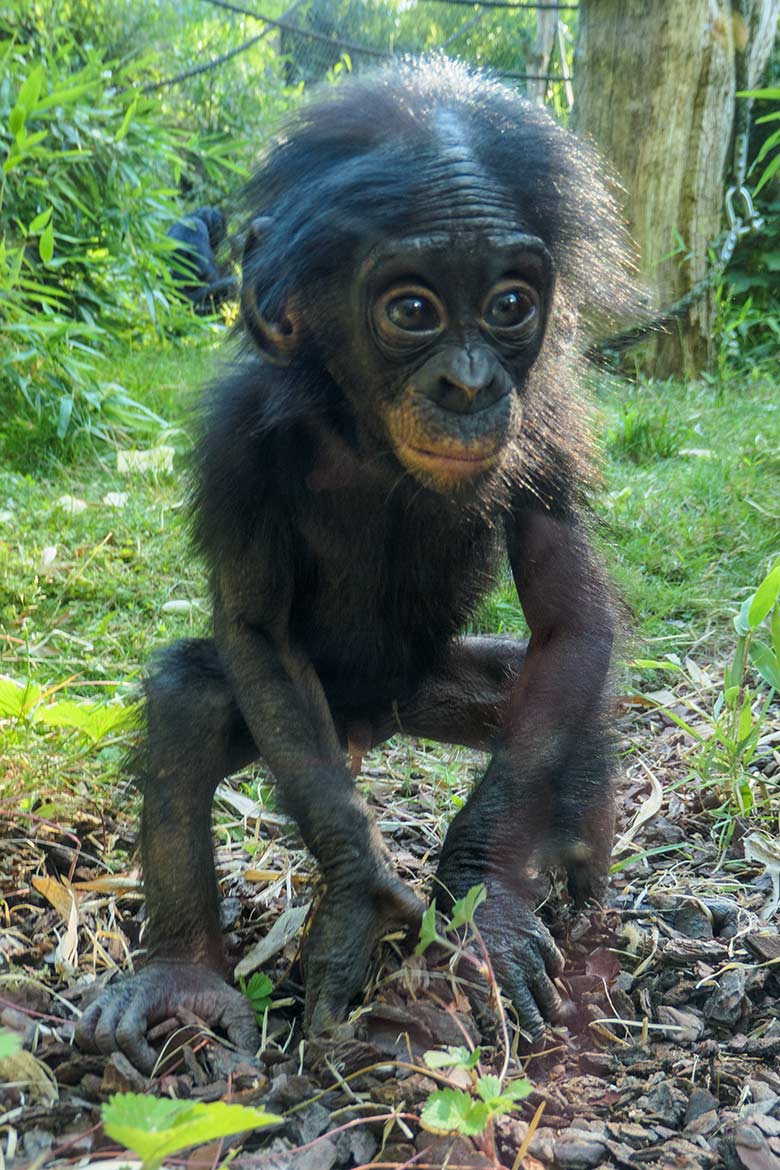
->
[704,969,748,1027]
[685,1110,720,1137]
[266,1073,316,1109]
[686,1087,720,1125]
[606,1122,651,1145]
[733,1123,780,1170]
[675,903,714,939]
[335,1126,377,1165]
[298,1103,331,1144]
[658,1005,705,1042]
[529,1126,557,1163]
[291,1137,338,1170]
[101,1051,148,1093]
[553,1133,608,1168]
[645,1081,687,1127]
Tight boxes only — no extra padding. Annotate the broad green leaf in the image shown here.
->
[35,79,97,112]
[415,902,440,955]
[56,394,74,438]
[0,677,42,717]
[747,566,780,629]
[449,883,486,930]
[16,64,45,112]
[419,1088,491,1137]
[772,606,780,661]
[749,641,780,691]
[0,1030,22,1059]
[37,699,135,742]
[740,86,780,98]
[241,971,274,1017]
[29,207,52,233]
[423,1046,480,1070]
[117,98,138,142]
[476,1075,502,1103]
[102,1093,279,1170]
[500,1078,533,1102]
[39,221,54,263]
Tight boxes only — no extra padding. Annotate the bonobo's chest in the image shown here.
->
[290,486,501,710]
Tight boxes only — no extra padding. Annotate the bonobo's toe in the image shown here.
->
[74,962,260,1074]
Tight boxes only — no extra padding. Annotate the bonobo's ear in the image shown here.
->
[241,216,303,365]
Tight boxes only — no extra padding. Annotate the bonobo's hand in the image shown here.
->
[305,869,424,1034]
[437,870,568,1040]
[75,961,260,1074]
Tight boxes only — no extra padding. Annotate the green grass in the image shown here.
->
[482,374,780,658]
[1,338,778,788]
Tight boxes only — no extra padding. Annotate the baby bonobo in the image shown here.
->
[77,59,634,1073]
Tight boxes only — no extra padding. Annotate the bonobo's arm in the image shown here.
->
[437,506,616,1035]
[212,554,423,1030]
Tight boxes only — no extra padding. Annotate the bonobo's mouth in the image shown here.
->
[400,442,501,479]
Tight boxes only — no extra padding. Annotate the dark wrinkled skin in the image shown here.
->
[76,60,632,1073]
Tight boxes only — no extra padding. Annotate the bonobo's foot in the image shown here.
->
[305,870,424,1034]
[436,870,568,1040]
[75,961,260,1074]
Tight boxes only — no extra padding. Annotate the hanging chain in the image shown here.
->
[720,0,764,266]
[593,0,766,358]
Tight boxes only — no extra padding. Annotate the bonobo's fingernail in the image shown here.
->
[554,991,578,1024]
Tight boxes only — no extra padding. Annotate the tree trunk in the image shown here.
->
[526,10,556,104]
[573,1,779,378]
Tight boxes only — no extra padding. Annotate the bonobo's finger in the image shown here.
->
[220,1001,262,1055]
[74,999,104,1052]
[531,926,565,977]
[526,953,567,1022]
[115,999,161,1074]
[308,970,361,1035]
[503,971,546,1040]
[305,948,363,1035]
[92,991,133,1056]
[386,884,426,930]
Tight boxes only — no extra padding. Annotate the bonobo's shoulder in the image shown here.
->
[167,216,209,245]
[192,359,320,559]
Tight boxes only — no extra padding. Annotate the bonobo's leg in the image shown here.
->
[76,639,261,1073]
[194,276,239,314]
[393,635,527,750]
[386,634,615,1037]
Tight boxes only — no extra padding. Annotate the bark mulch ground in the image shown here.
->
[2,690,779,1170]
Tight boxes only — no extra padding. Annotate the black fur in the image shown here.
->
[166,205,238,312]
[76,60,636,1071]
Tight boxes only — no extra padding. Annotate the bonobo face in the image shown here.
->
[339,231,552,494]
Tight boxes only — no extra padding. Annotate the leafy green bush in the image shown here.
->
[0,4,255,454]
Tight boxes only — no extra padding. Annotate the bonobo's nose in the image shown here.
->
[429,349,506,415]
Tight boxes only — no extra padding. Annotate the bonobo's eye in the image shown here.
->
[374,285,445,346]
[482,280,541,339]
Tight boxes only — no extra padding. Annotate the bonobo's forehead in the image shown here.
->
[406,107,521,234]
[360,232,548,289]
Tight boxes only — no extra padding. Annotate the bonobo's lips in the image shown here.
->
[399,441,501,480]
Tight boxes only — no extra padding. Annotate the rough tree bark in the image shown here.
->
[573,1,779,377]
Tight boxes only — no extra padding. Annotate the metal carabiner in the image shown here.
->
[725,185,765,234]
